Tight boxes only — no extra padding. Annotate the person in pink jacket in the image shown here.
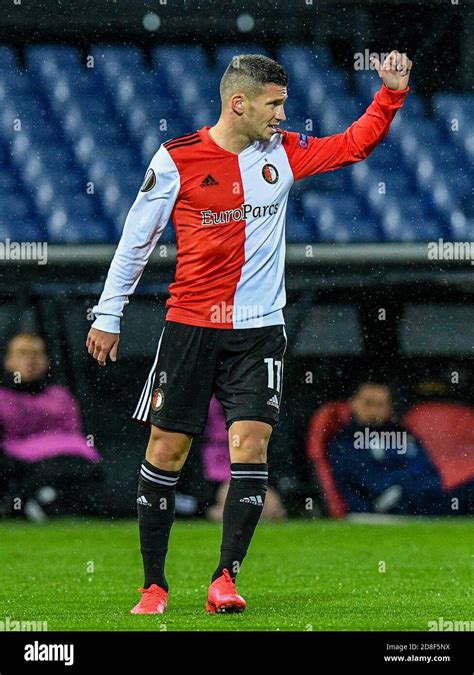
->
[0,332,102,521]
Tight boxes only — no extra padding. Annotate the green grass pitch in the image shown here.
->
[1,518,472,631]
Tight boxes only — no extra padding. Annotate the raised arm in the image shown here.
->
[283,50,413,180]
[86,144,180,366]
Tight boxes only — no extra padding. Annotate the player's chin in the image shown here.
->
[254,126,277,142]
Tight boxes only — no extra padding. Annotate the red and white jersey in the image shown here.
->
[92,83,409,331]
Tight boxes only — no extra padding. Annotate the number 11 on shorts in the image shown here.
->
[264,358,282,392]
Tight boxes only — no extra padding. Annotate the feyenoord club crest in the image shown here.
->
[151,387,164,411]
[140,168,156,192]
[262,163,279,184]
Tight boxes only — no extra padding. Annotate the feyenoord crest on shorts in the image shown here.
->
[151,387,164,412]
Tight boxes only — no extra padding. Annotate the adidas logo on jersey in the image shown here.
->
[137,495,152,507]
[239,495,264,506]
[267,394,279,409]
[200,174,219,188]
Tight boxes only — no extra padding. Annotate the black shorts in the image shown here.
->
[132,320,287,436]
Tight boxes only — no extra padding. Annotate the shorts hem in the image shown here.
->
[131,415,203,435]
[226,415,278,430]
[150,416,203,435]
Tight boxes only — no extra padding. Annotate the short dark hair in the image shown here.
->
[220,54,288,102]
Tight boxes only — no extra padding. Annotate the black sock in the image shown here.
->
[137,459,180,592]
[212,463,268,582]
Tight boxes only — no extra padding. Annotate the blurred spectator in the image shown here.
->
[0,332,105,521]
[325,382,473,515]
[203,396,287,521]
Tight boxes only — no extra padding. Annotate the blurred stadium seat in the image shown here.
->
[0,44,471,244]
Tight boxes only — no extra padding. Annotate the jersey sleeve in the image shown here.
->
[282,83,409,181]
[91,144,180,333]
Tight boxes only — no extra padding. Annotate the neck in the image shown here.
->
[207,119,254,155]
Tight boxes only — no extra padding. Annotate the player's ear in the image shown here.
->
[230,94,245,115]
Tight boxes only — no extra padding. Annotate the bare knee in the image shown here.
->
[228,421,272,463]
[145,425,193,471]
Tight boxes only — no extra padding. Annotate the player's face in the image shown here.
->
[351,385,392,427]
[245,83,288,141]
[4,335,49,383]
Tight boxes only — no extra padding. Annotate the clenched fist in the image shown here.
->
[371,50,413,91]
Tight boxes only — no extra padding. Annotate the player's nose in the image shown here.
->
[275,106,286,122]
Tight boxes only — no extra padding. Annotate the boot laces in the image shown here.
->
[222,568,236,588]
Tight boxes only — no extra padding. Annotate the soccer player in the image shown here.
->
[86,50,412,614]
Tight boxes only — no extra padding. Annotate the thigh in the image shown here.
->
[133,321,220,436]
[215,324,287,430]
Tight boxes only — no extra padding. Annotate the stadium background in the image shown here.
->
[0,0,472,517]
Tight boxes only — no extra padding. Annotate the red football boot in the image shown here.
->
[130,584,168,614]
[206,568,247,614]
